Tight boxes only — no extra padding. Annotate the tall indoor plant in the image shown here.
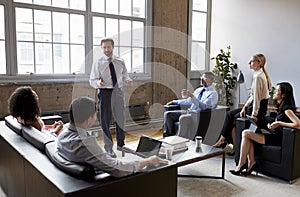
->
[211,46,238,106]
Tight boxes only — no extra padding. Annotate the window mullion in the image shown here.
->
[32,8,36,74]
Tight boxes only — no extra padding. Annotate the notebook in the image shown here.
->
[246,115,272,134]
[123,135,162,158]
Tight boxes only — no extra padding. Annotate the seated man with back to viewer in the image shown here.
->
[163,72,218,139]
[57,97,168,178]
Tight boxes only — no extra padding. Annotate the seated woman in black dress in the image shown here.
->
[230,82,300,176]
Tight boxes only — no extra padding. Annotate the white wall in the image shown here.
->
[210,0,300,106]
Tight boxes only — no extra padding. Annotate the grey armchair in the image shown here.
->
[163,105,228,145]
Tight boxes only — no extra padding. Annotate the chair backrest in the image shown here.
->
[22,125,54,153]
[4,115,22,135]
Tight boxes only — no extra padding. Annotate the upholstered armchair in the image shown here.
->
[163,105,228,145]
[235,117,300,183]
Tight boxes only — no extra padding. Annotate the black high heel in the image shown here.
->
[213,142,227,149]
[229,162,248,176]
[241,163,258,176]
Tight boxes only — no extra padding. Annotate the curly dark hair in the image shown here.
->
[8,86,41,122]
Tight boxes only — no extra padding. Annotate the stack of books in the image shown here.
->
[160,136,189,152]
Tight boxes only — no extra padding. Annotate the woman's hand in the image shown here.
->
[267,121,281,130]
[251,115,258,122]
[240,107,246,117]
[52,121,64,135]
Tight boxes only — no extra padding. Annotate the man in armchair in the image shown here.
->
[163,72,218,138]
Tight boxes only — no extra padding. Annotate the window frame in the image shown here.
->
[0,0,152,83]
[187,0,212,80]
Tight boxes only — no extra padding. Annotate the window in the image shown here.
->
[1,0,149,80]
[0,5,5,74]
[92,0,146,73]
[15,4,85,74]
[189,0,210,75]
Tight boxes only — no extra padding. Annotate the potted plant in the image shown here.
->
[268,86,276,105]
[211,46,238,106]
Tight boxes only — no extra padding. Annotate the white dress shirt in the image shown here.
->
[89,55,131,89]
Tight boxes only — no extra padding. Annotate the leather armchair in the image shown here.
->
[164,105,228,145]
[235,117,300,183]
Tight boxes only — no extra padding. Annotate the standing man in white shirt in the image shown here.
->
[90,38,132,158]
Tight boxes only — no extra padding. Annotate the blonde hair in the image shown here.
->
[253,53,271,90]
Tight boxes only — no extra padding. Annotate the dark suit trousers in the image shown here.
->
[163,110,186,137]
[98,88,125,151]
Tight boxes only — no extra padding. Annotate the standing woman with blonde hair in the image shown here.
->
[214,53,271,155]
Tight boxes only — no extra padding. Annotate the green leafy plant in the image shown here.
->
[211,46,238,106]
[268,86,276,105]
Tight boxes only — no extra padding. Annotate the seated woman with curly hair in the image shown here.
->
[8,86,64,137]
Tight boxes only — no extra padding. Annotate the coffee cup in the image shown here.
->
[165,146,174,160]
[195,136,202,148]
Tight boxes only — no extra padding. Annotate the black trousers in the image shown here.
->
[98,88,125,151]
[220,99,268,144]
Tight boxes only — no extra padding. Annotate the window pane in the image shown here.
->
[34,10,52,42]
[120,0,131,16]
[192,11,206,41]
[0,6,4,39]
[132,0,145,18]
[91,0,104,13]
[71,45,85,73]
[120,47,132,72]
[35,43,52,74]
[120,20,131,46]
[93,17,105,45]
[16,8,33,41]
[70,0,85,11]
[54,44,69,73]
[0,5,5,74]
[106,18,118,45]
[132,21,144,47]
[193,0,207,12]
[17,42,34,74]
[132,48,144,73]
[14,0,32,4]
[33,0,51,6]
[106,0,118,15]
[0,41,5,74]
[53,12,69,43]
[191,42,205,71]
[52,0,68,8]
[70,14,84,44]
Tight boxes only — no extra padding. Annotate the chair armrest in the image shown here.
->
[164,104,190,111]
[41,115,62,125]
[281,128,300,167]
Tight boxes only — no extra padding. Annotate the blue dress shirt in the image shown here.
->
[172,86,218,111]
